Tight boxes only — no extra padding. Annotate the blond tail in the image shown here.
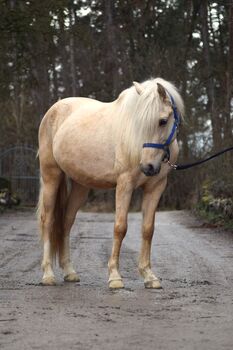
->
[37,174,68,260]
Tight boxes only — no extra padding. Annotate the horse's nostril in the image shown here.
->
[147,163,154,172]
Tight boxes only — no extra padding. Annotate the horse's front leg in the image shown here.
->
[108,177,133,289]
[139,178,167,289]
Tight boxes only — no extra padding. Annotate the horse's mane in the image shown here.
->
[114,77,184,167]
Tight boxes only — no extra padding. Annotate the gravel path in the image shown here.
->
[0,210,233,350]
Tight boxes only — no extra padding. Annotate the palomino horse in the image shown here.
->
[37,78,184,289]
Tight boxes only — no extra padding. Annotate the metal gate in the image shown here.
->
[0,145,39,206]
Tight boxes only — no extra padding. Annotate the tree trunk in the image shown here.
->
[224,2,233,144]
[104,0,118,96]
[199,0,221,150]
[69,4,78,96]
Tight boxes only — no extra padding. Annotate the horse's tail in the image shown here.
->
[37,174,68,260]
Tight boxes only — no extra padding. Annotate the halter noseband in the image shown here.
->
[142,92,180,161]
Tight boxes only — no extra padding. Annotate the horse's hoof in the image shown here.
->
[64,273,80,282]
[144,279,162,289]
[42,276,56,286]
[109,279,124,289]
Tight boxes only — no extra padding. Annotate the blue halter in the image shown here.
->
[142,93,180,160]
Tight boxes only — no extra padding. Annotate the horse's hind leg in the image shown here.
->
[139,178,167,289]
[59,181,89,282]
[39,168,63,285]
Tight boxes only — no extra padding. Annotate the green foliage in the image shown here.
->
[197,179,233,230]
[200,181,214,207]
[0,177,21,209]
[0,177,11,190]
[197,206,233,231]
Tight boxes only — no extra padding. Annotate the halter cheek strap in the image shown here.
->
[142,92,180,160]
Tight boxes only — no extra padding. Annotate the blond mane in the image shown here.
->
[114,77,184,166]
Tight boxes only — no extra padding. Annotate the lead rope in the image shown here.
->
[167,146,233,171]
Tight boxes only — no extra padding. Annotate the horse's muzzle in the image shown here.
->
[140,163,161,177]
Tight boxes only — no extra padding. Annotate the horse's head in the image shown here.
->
[133,80,182,177]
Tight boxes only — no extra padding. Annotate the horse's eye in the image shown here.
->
[159,119,168,127]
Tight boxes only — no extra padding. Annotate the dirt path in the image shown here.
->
[0,210,233,350]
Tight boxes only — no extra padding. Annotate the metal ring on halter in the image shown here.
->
[167,161,178,169]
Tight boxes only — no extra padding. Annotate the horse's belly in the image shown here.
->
[56,154,117,188]
[67,170,116,189]
[54,151,117,188]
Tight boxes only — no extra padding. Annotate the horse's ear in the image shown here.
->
[133,81,144,95]
[157,83,167,101]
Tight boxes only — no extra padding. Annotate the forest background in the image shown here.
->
[0,0,232,217]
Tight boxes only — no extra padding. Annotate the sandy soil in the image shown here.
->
[0,210,233,350]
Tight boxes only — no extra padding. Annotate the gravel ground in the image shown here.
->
[0,210,233,350]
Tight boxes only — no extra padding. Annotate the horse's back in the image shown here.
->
[39,97,103,138]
